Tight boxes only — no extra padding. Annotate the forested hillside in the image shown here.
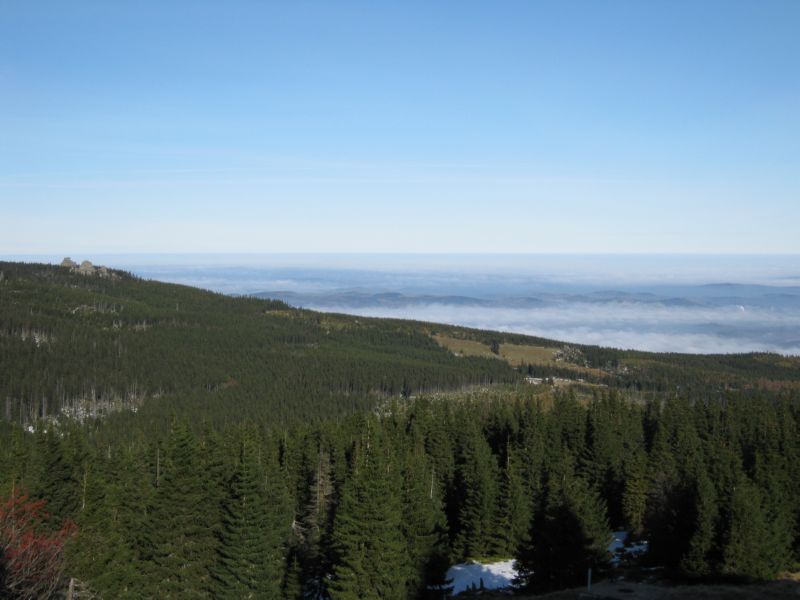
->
[0,261,516,426]
[2,390,799,598]
[1,261,799,599]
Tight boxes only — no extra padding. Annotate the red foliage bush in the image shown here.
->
[0,490,76,600]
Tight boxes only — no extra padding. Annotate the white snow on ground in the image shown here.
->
[446,531,648,595]
[447,559,518,595]
[608,530,649,566]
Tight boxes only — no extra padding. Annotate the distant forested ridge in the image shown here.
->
[1,261,799,599]
[0,261,516,426]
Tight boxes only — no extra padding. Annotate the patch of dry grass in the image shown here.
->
[433,334,607,380]
[433,334,503,359]
[498,343,559,366]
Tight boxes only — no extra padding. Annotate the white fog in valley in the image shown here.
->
[12,254,800,355]
[324,303,800,355]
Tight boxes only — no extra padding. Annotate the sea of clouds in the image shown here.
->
[305,302,800,355]
[19,253,798,356]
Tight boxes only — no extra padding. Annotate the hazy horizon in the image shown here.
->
[4,253,797,356]
[3,2,799,355]
[4,252,800,285]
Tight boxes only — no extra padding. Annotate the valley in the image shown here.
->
[1,262,799,599]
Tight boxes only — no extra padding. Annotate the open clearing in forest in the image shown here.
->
[433,334,558,365]
[433,334,607,379]
[496,343,559,366]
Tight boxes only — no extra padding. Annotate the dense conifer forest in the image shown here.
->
[1,262,800,598]
[0,262,517,427]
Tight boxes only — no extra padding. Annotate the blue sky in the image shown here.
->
[1,1,798,254]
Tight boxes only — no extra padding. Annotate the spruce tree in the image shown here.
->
[67,444,142,598]
[295,442,334,596]
[491,444,530,557]
[752,450,795,579]
[262,437,294,596]
[329,429,408,600]
[32,428,82,522]
[451,423,498,560]
[621,449,648,536]
[517,455,610,592]
[722,474,792,580]
[282,552,303,600]
[401,445,449,599]
[213,434,278,599]
[680,467,718,577]
[147,420,216,598]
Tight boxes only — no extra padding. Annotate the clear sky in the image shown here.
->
[1,1,798,254]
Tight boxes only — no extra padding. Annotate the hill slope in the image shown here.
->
[3,260,799,428]
[0,261,517,425]
[2,261,800,598]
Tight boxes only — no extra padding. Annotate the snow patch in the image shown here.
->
[608,530,649,567]
[447,559,518,595]
[444,531,649,596]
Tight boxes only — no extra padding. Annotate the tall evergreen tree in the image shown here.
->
[517,455,610,592]
[213,434,279,599]
[329,429,408,600]
[67,444,143,598]
[282,552,303,600]
[32,428,82,523]
[147,420,216,598]
[491,444,530,557]
[400,444,450,599]
[262,436,294,596]
[680,466,718,577]
[621,448,648,536]
[294,441,334,598]
[721,474,792,580]
[451,422,498,560]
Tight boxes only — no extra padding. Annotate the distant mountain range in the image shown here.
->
[95,259,800,354]
[253,285,800,310]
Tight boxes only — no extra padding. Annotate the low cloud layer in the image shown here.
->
[302,302,800,356]
[111,259,800,356]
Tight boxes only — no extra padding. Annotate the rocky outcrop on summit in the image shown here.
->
[60,257,117,279]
